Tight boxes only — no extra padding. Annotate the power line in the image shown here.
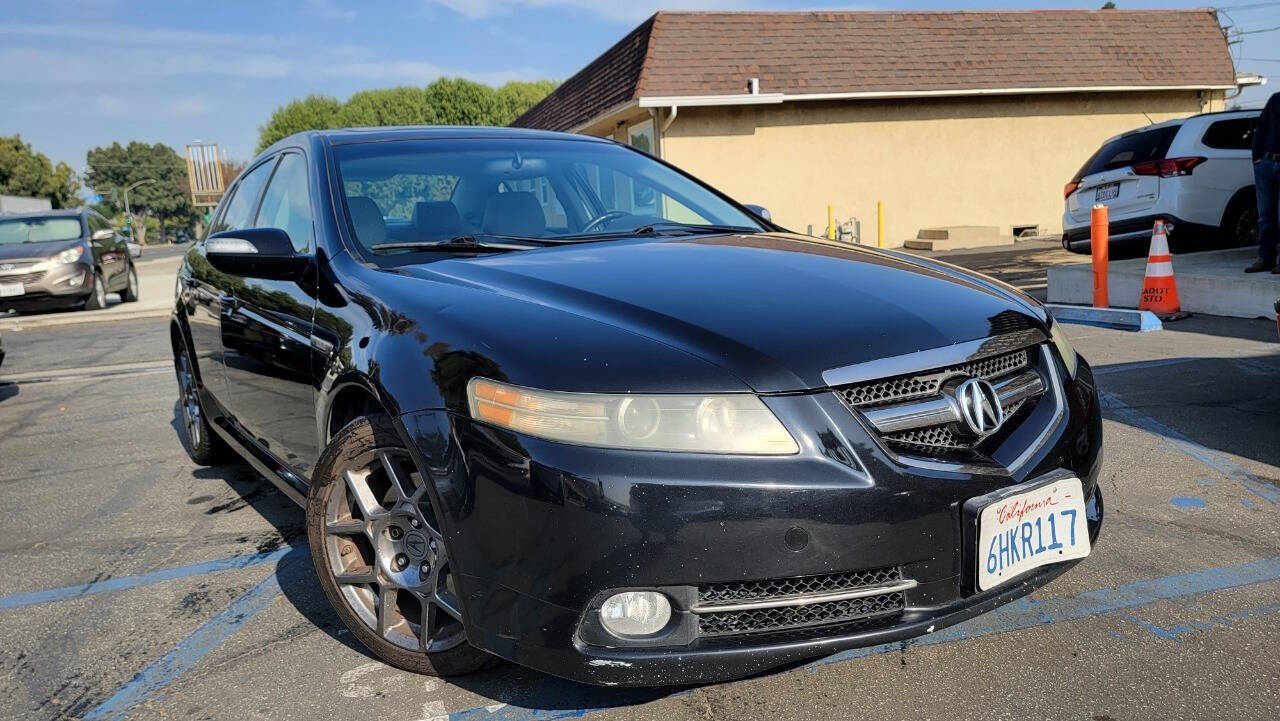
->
[1238,56,1280,61]
[1236,23,1280,34]
[1214,1,1280,10]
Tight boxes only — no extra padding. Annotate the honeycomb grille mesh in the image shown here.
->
[0,270,45,285]
[698,566,902,605]
[697,591,906,637]
[836,348,1029,409]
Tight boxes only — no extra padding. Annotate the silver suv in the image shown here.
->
[0,208,139,313]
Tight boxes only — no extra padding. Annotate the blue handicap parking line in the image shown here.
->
[0,545,299,612]
[83,546,308,721]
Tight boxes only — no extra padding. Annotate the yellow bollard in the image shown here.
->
[876,201,884,248]
[827,205,835,240]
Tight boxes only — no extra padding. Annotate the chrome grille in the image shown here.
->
[836,348,1029,408]
[697,591,906,637]
[0,270,45,285]
[698,566,903,605]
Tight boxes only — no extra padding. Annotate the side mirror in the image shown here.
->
[91,228,115,241]
[206,228,307,280]
[127,242,143,259]
[744,204,771,222]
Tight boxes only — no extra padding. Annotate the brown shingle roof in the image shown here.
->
[513,10,1236,131]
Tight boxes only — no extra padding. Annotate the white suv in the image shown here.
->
[1062,109,1260,253]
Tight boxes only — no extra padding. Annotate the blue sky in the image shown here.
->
[2,0,1277,171]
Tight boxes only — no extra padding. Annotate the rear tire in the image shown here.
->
[306,414,494,677]
[1221,195,1258,248]
[83,272,106,311]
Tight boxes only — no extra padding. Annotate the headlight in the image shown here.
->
[467,378,799,454]
[1049,321,1078,378]
[56,246,84,264]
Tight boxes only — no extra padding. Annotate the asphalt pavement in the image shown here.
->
[0,276,1277,720]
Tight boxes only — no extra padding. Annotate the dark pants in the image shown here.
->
[1257,158,1280,263]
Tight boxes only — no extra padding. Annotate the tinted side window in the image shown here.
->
[1076,125,1180,178]
[255,153,312,252]
[86,214,105,234]
[212,159,276,234]
[1201,117,1258,150]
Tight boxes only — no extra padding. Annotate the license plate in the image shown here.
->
[0,282,23,298]
[974,474,1090,591]
[1095,183,1120,202]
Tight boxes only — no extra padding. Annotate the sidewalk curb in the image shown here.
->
[0,307,170,332]
[1045,303,1162,332]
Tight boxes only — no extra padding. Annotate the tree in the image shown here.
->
[256,79,558,151]
[84,142,192,245]
[257,94,343,152]
[0,135,82,208]
[495,80,559,125]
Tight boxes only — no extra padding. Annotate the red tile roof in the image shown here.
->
[513,10,1237,131]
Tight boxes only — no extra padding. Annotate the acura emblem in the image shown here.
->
[954,377,1004,436]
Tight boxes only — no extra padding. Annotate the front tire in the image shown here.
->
[306,414,492,677]
[120,264,139,303]
[83,271,106,310]
[173,340,228,465]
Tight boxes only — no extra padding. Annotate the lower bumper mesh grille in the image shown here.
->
[694,566,910,638]
[697,591,906,637]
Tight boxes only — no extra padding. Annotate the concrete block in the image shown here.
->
[1047,247,1280,319]
[904,225,1011,251]
[1045,304,1162,332]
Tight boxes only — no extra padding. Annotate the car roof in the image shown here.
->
[262,125,614,155]
[1098,108,1261,146]
[0,208,85,220]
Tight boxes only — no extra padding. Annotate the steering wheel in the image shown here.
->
[580,210,631,234]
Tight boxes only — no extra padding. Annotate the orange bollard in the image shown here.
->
[1090,204,1109,308]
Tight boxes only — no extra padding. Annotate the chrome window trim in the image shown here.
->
[821,328,1047,388]
[690,579,919,614]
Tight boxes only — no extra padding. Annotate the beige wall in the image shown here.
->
[657,90,1224,245]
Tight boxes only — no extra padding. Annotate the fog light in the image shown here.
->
[599,591,671,637]
[64,274,83,287]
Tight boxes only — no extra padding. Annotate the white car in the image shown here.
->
[1063,109,1260,253]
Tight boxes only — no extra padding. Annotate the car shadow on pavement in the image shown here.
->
[0,382,17,404]
[1095,351,1280,492]
[169,401,381,662]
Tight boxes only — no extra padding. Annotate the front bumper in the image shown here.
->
[0,261,93,310]
[397,356,1104,686]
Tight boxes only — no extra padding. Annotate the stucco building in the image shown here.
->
[512,10,1260,246]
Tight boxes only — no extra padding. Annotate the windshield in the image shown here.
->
[332,137,765,260]
[0,216,82,245]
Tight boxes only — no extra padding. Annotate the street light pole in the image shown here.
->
[121,178,156,243]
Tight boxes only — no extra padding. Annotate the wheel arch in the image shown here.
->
[1220,185,1257,228]
[169,317,201,384]
[321,375,391,446]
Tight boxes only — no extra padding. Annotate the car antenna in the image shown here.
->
[1142,112,1154,126]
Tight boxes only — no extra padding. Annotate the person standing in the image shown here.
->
[1246,91,1280,273]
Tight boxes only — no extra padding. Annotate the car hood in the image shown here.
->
[413,232,1046,393]
[0,240,79,262]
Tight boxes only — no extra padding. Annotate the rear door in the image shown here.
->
[86,212,127,288]
[1065,124,1180,225]
[220,151,321,478]
[1190,115,1260,224]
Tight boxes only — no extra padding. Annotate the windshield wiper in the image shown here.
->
[371,234,551,253]
[629,222,760,236]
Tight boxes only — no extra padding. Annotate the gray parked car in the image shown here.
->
[0,208,139,313]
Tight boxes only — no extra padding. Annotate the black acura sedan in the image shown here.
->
[171,127,1103,687]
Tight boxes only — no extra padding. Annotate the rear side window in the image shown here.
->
[1201,117,1258,150]
[1075,125,1180,179]
[212,159,275,234]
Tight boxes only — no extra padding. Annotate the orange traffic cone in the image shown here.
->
[1138,219,1189,320]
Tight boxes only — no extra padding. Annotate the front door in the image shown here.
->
[220,151,322,478]
[185,158,276,403]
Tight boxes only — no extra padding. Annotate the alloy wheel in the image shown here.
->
[322,448,466,653]
[1236,207,1258,247]
[175,349,203,450]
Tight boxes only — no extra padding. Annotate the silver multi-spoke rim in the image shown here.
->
[324,448,466,654]
[94,276,105,307]
[176,351,203,449]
